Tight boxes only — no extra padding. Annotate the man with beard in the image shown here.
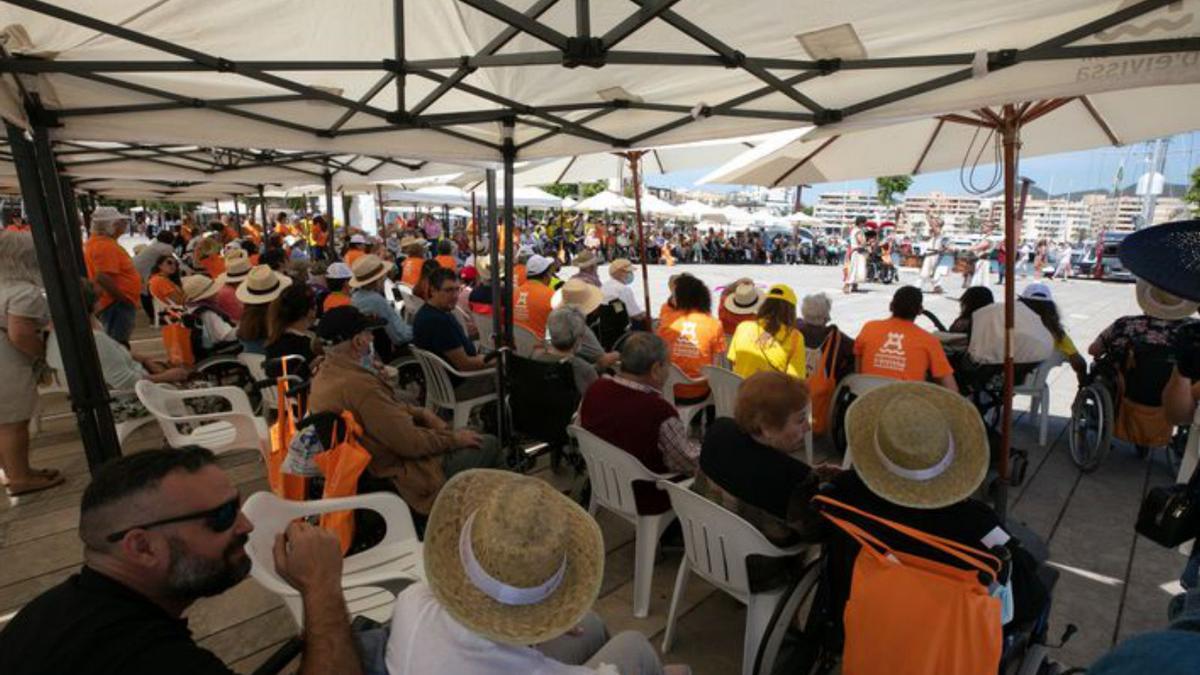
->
[0,446,363,675]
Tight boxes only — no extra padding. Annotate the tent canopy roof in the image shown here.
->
[0,1,1195,165]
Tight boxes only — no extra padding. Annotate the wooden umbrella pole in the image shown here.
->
[998,107,1022,523]
[470,191,478,257]
[628,151,652,323]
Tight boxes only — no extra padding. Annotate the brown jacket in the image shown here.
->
[308,352,459,514]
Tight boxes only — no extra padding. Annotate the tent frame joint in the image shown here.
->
[812,108,843,126]
[563,36,606,68]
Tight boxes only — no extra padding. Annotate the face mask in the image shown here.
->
[623,274,634,286]
[359,341,376,371]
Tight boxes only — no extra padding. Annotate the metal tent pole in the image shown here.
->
[213,198,220,216]
[499,120,517,453]
[486,169,500,353]
[997,108,1022,524]
[257,183,268,230]
[341,190,352,235]
[232,195,241,236]
[59,179,86,272]
[323,170,335,237]
[8,122,120,470]
[471,191,478,257]
[376,183,385,230]
[628,151,652,321]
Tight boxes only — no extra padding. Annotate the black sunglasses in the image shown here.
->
[105,495,241,543]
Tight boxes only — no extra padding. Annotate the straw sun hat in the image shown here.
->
[182,275,221,304]
[846,381,988,509]
[348,254,391,288]
[1136,278,1199,321]
[217,252,252,285]
[235,265,292,305]
[423,469,604,646]
[722,281,764,315]
[552,277,604,315]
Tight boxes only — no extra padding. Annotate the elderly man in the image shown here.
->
[131,230,176,321]
[308,306,503,517]
[513,254,556,339]
[84,206,142,345]
[349,254,412,356]
[0,446,363,675]
[855,286,957,391]
[413,267,495,399]
[580,332,697,514]
[601,258,647,327]
[569,249,602,287]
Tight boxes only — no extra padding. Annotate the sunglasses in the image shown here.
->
[105,495,241,543]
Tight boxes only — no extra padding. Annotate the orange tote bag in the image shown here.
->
[814,496,1003,675]
[314,411,372,554]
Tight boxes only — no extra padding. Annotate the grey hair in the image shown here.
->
[90,218,119,238]
[801,292,832,326]
[0,230,42,285]
[618,332,668,376]
[546,306,586,351]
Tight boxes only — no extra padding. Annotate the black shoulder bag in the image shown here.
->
[1137,458,1200,548]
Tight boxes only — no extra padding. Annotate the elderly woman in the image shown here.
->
[0,232,62,495]
[693,372,836,547]
[797,292,855,380]
[533,306,598,395]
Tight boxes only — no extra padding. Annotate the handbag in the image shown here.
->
[814,496,1003,675]
[1136,461,1200,548]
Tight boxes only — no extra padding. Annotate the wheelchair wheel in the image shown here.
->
[1168,426,1189,476]
[1068,383,1113,473]
[831,386,856,459]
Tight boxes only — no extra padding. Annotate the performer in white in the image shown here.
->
[968,224,996,287]
[1053,241,1074,281]
[919,215,949,294]
[843,216,869,294]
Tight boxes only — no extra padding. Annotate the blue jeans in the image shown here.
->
[99,301,136,345]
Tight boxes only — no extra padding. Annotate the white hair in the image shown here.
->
[801,292,832,325]
[546,307,586,351]
[90,218,119,238]
[0,231,42,285]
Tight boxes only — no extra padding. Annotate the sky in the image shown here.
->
[645,131,1200,200]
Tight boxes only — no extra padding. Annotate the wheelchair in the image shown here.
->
[865,246,897,285]
[504,351,585,474]
[1068,344,1183,474]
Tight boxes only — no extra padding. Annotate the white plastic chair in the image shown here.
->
[658,480,820,675]
[472,311,496,351]
[242,491,424,626]
[410,347,497,429]
[135,380,269,457]
[513,324,544,356]
[33,371,157,448]
[664,363,712,432]
[831,374,896,469]
[237,352,273,415]
[1013,352,1064,447]
[700,365,742,419]
[400,286,425,324]
[569,425,679,618]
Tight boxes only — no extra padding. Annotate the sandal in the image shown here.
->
[6,472,66,496]
[0,467,60,487]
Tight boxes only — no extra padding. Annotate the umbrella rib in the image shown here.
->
[1078,96,1122,146]
[770,135,838,188]
[912,119,945,175]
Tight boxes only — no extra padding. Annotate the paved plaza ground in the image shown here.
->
[0,261,1190,673]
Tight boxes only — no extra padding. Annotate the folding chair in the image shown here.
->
[410,347,497,429]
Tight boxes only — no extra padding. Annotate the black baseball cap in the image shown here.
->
[316,306,386,345]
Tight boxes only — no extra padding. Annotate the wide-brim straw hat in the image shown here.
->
[399,236,426,251]
[572,250,599,269]
[217,253,252,284]
[182,274,221,304]
[846,381,988,509]
[1136,277,1199,321]
[552,278,604,315]
[424,469,604,646]
[723,282,764,315]
[235,265,293,304]
[1119,219,1200,303]
[348,254,390,288]
[609,258,633,278]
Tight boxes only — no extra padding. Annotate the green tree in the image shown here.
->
[542,180,607,200]
[1185,166,1200,216]
[964,213,982,233]
[875,175,913,206]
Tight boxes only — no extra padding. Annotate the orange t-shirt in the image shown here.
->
[199,255,226,280]
[344,249,366,269]
[514,263,528,287]
[435,254,457,271]
[854,317,953,382]
[513,281,554,339]
[243,225,262,245]
[401,257,424,287]
[83,235,141,309]
[222,226,238,243]
[658,311,726,400]
[658,301,683,328]
[148,274,184,304]
[323,292,352,313]
[312,227,329,247]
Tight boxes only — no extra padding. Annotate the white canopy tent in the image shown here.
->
[674,199,727,223]
[465,185,565,208]
[638,192,678,216]
[572,190,635,213]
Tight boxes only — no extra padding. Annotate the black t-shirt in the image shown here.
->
[264,330,316,380]
[413,304,475,360]
[699,417,815,521]
[0,566,234,675]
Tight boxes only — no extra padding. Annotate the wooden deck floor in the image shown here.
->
[0,264,1191,673]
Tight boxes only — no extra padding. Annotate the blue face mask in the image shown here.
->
[360,342,376,371]
[623,274,634,286]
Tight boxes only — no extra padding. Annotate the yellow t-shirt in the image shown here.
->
[1055,334,1078,358]
[727,320,806,379]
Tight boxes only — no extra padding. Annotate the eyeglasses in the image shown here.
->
[438,284,462,294]
[105,495,241,543]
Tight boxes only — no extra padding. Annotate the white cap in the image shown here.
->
[350,234,368,245]
[326,262,353,279]
[1020,282,1053,301]
[526,254,554,276]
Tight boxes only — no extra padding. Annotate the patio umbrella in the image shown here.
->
[638,192,679,216]
[675,199,727,223]
[572,190,635,213]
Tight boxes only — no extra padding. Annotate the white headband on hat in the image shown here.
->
[458,511,566,606]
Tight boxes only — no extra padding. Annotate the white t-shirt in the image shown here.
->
[385,583,617,675]
[600,278,642,318]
